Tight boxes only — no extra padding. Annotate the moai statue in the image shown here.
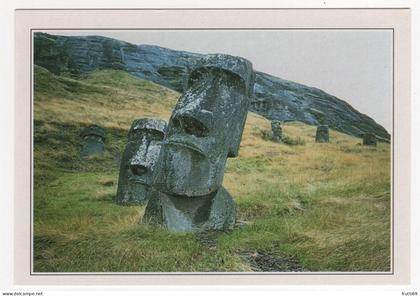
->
[363,133,377,146]
[271,120,282,143]
[116,118,167,205]
[80,125,106,157]
[315,125,329,143]
[144,54,255,232]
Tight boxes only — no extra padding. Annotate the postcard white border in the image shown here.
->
[14,8,410,285]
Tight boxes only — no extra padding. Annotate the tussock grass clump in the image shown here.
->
[33,67,391,272]
[282,135,306,146]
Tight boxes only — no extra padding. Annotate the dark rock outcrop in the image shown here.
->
[34,32,390,141]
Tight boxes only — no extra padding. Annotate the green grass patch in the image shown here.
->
[33,67,391,272]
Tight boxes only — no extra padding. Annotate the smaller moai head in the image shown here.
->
[271,120,282,143]
[363,133,377,146]
[152,54,255,197]
[116,118,167,204]
[80,125,106,157]
[315,125,329,143]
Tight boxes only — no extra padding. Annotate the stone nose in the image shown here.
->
[129,142,149,176]
[130,163,148,176]
[172,110,213,138]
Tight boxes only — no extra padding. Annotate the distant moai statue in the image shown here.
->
[315,125,329,143]
[80,125,106,157]
[363,133,377,146]
[271,120,282,143]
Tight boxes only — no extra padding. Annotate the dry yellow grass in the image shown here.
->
[33,66,391,272]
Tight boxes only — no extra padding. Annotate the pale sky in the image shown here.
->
[44,30,392,132]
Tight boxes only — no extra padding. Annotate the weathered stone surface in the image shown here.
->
[144,54,255,232]
[33,32,390,142]
[363,133,377,146]
[250,73,390,143]
[271,120,282,143]
[80,125,106,157]
[116,118,167,205]
[152,54,254,197]
[34,32,200,91]
[143,187,235,232]
[315,125,329,143]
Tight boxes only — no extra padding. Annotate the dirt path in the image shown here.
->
[239,250,308,272]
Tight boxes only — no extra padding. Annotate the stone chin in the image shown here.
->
[116,171,150,204]
[118,181,149,205]
[153,144,224,197]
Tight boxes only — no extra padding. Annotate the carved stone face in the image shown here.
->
[116,118,167,204]
[152,54,254,197]
[80,125,106,157]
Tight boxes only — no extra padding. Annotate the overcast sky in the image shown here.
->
[45,30,392,132]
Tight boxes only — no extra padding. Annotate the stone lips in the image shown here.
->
[80,124,106,140]
[34,32,390,141]
[144,187,235,232]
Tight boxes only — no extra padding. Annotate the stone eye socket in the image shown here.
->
[188,70,205,86]
[129,129,164,141]
[172,115,209,138]
[148,130,165,141]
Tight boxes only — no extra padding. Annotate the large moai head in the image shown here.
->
[363,133,377,146]
[315,125,329,143]
[271,120,282,143]
[152,54,255,197]
[116,118,167,204]
[80,125,106,157]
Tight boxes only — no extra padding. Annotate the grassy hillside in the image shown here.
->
[33,65,391,272]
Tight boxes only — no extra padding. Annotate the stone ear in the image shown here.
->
[227,133,242,158]
[228,75,254,158]
[227,105,249,158]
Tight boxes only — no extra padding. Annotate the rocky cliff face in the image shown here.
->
[34,32,390,141]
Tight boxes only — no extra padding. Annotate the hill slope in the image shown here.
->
[33,66,391,272]
[34,32,390,141]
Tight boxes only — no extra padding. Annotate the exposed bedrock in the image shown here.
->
[34,32,390,141]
